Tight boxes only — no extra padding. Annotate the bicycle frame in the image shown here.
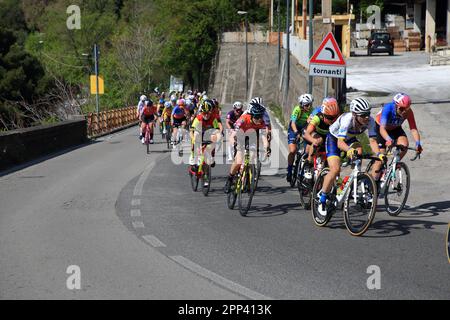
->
[331,159,366,208]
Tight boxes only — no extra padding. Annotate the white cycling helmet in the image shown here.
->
[140,95,147,102]
[350,98,371,115]
[164,101,171,108]
[298,93,313,106]
[233,101,243,110]
[250,97,264,105]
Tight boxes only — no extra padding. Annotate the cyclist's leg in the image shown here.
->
[395,128,409,159]
[287,127,298,179]
[371,123,387,180]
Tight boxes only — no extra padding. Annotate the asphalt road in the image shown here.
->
[1,100,449,299]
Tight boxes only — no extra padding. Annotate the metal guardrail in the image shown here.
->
[85,106,138,137]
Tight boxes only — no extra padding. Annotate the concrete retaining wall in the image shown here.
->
[0,120,88,171]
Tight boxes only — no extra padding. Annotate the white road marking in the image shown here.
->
[142,235,166,248]
[130,209,141,217]
[132,221,145,229]
[133,158,159,197]
[169,255,271,300]
[131,199,141,206]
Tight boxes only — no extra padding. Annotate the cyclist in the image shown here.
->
[161,101,173,135]
[302,97,341,183]
[212,98,222,119]
[317,97,382,216]
[189,100,223,183]
[171,98,188,148]
[245,97,272,144]
[286,94,314,183]
[136,94,147,138]
[140,99,157,144]
[370,93,423,181]
[224,102,271,193]
[226,101,244,161]
[156,98,165,133]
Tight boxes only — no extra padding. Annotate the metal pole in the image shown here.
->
[245,16,249,100]
[285,0,290,100]
[94,44,100,115]
[277,0,281,70]
[308,0,313,94]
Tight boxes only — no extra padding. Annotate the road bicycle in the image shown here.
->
[227,136,259,216]
[365,143,420,216]
[189,141,213,196]
[162,121,172,149]
[142,121,153,154]
[311,152,380,236]
[290,137,307,188]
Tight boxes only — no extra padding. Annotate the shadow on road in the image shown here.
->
[245,202,300,217]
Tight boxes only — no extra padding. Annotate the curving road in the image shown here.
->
[1,101,449,299]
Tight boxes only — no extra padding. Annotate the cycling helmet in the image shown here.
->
[140,95,147,102]
[212,98,219,107]
[187,90,193,95]
[248,102,266,118]
[159,98,165,104]
[177,98,185,106]
[233,101,243,110]
[393,93,411,109]
[298,93,314,106]
[170,95,177,102]
[164,101,171,108]
[201,99,214,113]
[349,97,371,115]
[321,99,340,118]
[188,94,195,101]
[250,97,264,105]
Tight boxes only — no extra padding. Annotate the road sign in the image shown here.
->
[170,75,184,93]
[90,75,104,94]
[309,32,346,79]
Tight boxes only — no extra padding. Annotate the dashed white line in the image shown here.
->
[133,157,159,197]
[132,221,145,229]
[169,255,271,300]
[130,209,141,217]
[142,235,166,248]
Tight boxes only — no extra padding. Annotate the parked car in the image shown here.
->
[368,32,394,56]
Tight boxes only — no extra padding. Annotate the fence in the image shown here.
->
[86,106,138,137]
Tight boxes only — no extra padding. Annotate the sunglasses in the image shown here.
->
[357,113,370,118]
[323,114,337,121]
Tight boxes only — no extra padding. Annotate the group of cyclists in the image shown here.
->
[136,86,423,218]
[285,92,422,217]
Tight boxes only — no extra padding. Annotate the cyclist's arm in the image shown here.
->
[303,123,318,145]
[406,110,421,144]
[337,138,351,152]
[369,136,381,155]
[290,107,301,133]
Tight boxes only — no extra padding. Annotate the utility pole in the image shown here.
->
[284,0,290,101]
[94,43,100,115]
[277,0,281,70]
[322,0,332,98]
[308,0,313,94]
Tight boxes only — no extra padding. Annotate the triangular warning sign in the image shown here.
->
[310,32,346,66]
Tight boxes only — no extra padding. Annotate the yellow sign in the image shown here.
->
[90,75,104,94]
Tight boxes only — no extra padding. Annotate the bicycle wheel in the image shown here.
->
[384,162,410,216]
[344,173,377,236]
[145,128,150,154]
[298,177,312,210]
[202,165,212,196]
[290,155,300,188]
[311,168,333,226]
[190,169,199,192]
[227,175,238,209]
[238,164,256,216]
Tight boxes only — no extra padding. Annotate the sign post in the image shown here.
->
[309,32,346,99]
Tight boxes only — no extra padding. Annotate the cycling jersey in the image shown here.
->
[142,105,156,117]
[162,106,172,121]
[191,114,220,133]
[309,113,331,136]
[137,101,145,114]
[290,105,311,129]
[234,114,266,132]
[329,112,377,141]
[376,102,417,131]
[242,109,271,128]
[226,110,242,126]
[172,105,186,120]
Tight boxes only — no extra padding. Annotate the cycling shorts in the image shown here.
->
[375,123,407,149]
[173,117,186,128]
[326,133,357,159]
[141,114,155,124]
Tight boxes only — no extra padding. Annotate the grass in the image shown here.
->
[267,102,288,130]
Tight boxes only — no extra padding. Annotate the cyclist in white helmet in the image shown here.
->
[286,93,314,183]
[316,97,382,217]
[137,94,147,138]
